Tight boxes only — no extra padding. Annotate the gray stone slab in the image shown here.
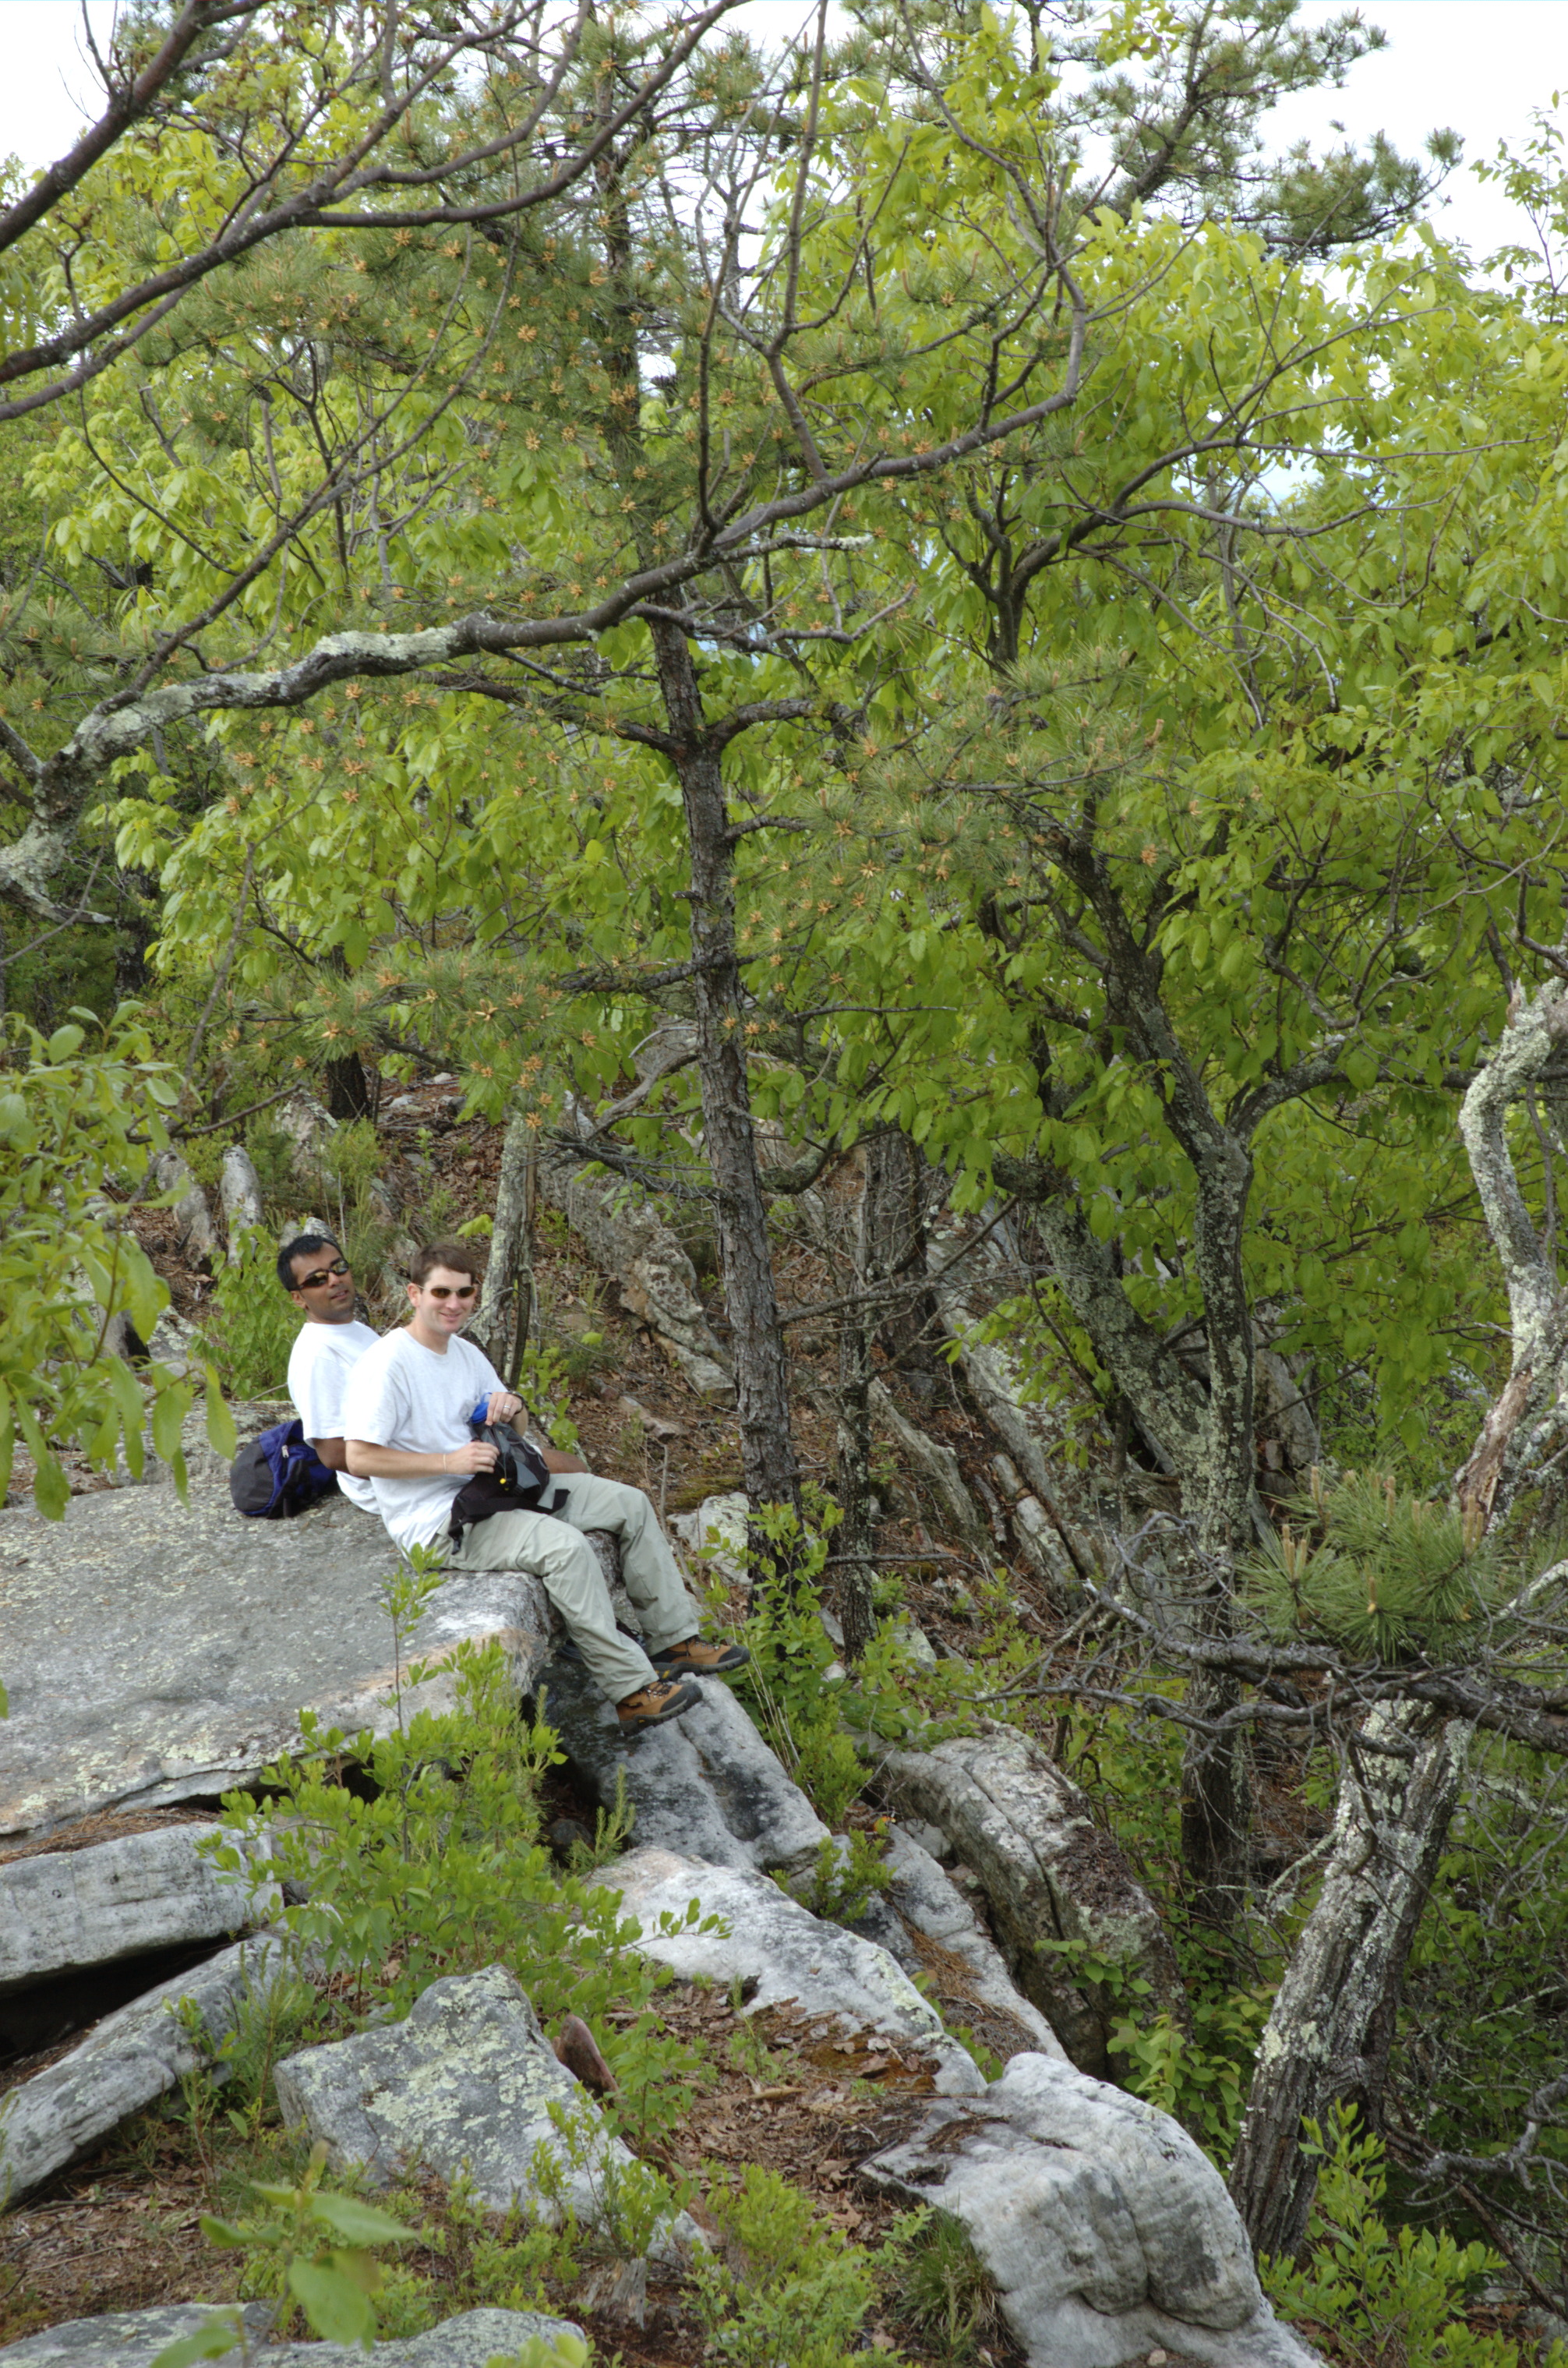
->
[537,1661,828,1877]
[0,1481,555,1841]
[602,1846,986,2097]
[0,1826,268,1995]
[862,2050,1323,2368]
[881,1822,1066,2062]
[274,1965,699,2262]
[0,2305,584,2368]
[0,1932,295,2206]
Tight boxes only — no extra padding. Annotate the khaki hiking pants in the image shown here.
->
[449,1472,699,1705]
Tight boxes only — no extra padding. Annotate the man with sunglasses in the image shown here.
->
[280,1232,381,1515]
[341,1240,744,1732]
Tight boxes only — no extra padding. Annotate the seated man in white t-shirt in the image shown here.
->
[341,1240,748,1733]
[280,1234,382,1515]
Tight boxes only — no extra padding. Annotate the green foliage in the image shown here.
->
[1263,2108,1566,2368]
[0,1003,231,1514]
[688,2166,902,2368]
[794,1825,896,1929]
[889,2210,997,2363]
[213,1630,709,2150]
[1107,1988,1275,2165]
[514,1339,580,1454]
[530,2096,691,2258]
[199,1232,302,1399]
[152,2140,418,2362]
[1248,1469,1509,1658]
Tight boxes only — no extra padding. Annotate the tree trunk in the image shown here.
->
[1228,1705,1471,2257]
[325,1048,374,1122]
[835,1305,876,1660]
[862,1127,936,1373]
[645,617,800,1517]
[473,1104,536,1386]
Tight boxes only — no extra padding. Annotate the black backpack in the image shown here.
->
[448,1419,564,1538]
[230,1419,341,1518]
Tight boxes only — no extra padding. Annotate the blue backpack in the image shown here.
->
[230,1419,341,1519]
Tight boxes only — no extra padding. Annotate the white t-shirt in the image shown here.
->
[287,1319,381,1516]
[341,1327,503,1552]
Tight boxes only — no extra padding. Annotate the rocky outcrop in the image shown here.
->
[669,1493,747,1589]
[536,1663,828,1877]
[875,1726,1186,2073]
[881,1822,1065,2062]
[274,1964,698,2260]
[0,2306,583,2368]
[535,1146,733,1404]
[0,1825,267,1996]
[217,1146,263,1256]
[0,1932,294,2206]
[0,1481,555,1841]
[602,1846,987,2098]
[863,2050,1321,2368]
[153,1151,216,1267]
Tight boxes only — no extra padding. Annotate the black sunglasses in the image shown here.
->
[296,1258,351,1290]
[424,1282,478,1301]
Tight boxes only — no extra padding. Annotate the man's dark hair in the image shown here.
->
[408,1239,483,1288]
[277,1232,343,1291]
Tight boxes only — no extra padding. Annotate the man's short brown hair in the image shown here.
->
[408,1239,484,1288]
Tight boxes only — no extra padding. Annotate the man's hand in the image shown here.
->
[485,1390,524,1426]
[451,1438,500,1474]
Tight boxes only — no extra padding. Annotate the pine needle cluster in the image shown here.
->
[1248,1468,1506,1661]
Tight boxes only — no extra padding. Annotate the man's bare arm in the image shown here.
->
[344,1440,497,1479]
[541,1447,589,1474]
[310,1436,349,1472]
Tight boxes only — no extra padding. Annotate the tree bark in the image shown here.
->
[325,1048,374,1122]
[835,1304,876,1660]
[1229,1705,1471,2257]
[862,1127,936,1372]
[646,619,801,1516]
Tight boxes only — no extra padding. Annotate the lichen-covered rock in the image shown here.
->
[862,2051,1323,2368]
[602,1846,986,2097]
[0,1824,267,1995]
[669,1493,747,1587]
[535,1147,733,1403]
[0,1481,554,1841]
[0,2306,584,2368]
[537,1663,828,1877]
[274,1964,697,2258]
[0,1932,294,2205]
[876,1726,1185,2073]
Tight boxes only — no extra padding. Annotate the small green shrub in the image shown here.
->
[199,1232,301,1398]
[688,2166,892,2368]
[1263,2106,1567,2368]
[795,1825,896,1928]
[892,2210,996,2362]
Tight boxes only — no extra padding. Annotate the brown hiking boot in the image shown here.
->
[650,1635,751,1676]
[616,1676,701,1731]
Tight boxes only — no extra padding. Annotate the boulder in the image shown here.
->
[0,1825,268,1997]
[0,2306,584,2368]
[154,1153,216,1267]
[0,1481,555,1842]
[875,1726,1186,2074]
[274,1090,337,1164]
[535,1145,734,1405]
[535,1662,828,1878]
[274,1964,697,2260]
[862,2051,1322,2368]
[217,1147,263,1257]
[881,1822,1065,2063]
[602,1846,987,2098]
[669,1492,747,1589]
[0,1932,295,2206]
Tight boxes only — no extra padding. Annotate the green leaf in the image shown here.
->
[204,1368,238,1458]
[148,2311,246,2368]
[307,2193,419,2246]
[287,2259,376,2349]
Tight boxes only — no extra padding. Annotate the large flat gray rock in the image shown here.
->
[0,1932,295,2205]
[863,2051,1322,2368]
[882,1822,1065,2062]
[537,1661,828,1876]
[602,1846,986,2097]
[0,1483,554,1840]
[0,2305,584,2368]
[0,1825,267,1995]
[274,1964,697,2260]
